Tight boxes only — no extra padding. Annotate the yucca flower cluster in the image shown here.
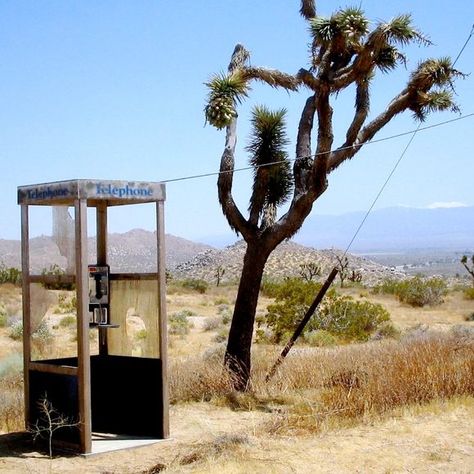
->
[205,72,248,129]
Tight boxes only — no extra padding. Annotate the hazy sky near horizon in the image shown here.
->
[1,1,473,244]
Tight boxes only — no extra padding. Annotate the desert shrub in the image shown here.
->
[260,278,288,298]
[372,278,401,295]
[260,278,323,343]
[318,295,390,342]
[0,353,23,378]
[260,278,390,343]
[216,304,232,324]
[203,316,221,332]
[374,276,448,307]
[169,356,235,403]
[0,305,7,327]
[214,297,229,306]
[41,264,74,290]
[372,321,401,340]
[0,366,23,432]
[54,293,77,314]
[213,327,229,343]
[221,311,232,325]
[303,329,338,347]
[464,312,474,322]
[32,321,53,343]
[169,310,193,335]
[0,266,22,285]
[59,315,76,328]
[135,329,148,341]
[396,276,447,307]
[463,287,474,300]
[181,279,208,294]
[9,320,23,341]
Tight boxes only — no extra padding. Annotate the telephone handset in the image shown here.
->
[88,265,109,325]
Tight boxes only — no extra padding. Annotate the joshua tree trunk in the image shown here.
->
[224,240,271,390]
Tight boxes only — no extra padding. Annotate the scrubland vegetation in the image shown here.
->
[0,272,473,471]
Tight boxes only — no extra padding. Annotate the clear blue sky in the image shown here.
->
[1,1,473,245]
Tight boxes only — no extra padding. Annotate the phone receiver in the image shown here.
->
[94,273,103,299]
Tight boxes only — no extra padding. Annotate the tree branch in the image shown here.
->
[327,89,410,172]
[294,95,317,196]
[248,166,269,226]
[312,88,333,188]
[241,67,299,91]
[217,45,254,240]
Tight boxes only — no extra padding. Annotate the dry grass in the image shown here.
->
[0,368,23,433]
[169,331,474,435]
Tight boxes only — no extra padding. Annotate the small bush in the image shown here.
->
[463,287,474,300]
[0,266,22,285]
[55,293,77,314]
[374,276,448,307]
[135,329,148,341]
[396,276,447,307]
[0,353,23,378]
[213,327,229,343]
[9,320,23,341]
[214,297,229,306]
[261,278,323,343]
[203,317,221,332]
[0,305,7,328]
[260,279,285,298]
[260,278,391,343]
[181,279,209,294]
[303,330,338,347]
[169,311,193,335]
[372,278,401,295]
[32,321,53,343]
[318,295,391,342]
[372,321,401,340]
[464,312,474,322]
[59,315,76,328]
[41,264,74,290]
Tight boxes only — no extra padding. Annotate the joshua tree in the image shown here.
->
[333,253,350,288]
[215,265,226,286]
[299,262,322,282]
[205,0,463,390]
[461,255,474,283]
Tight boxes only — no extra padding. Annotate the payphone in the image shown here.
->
[88,265,110,325]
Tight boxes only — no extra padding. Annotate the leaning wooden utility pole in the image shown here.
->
[266,267,339,382]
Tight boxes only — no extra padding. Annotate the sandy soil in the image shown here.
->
[1,399,473,473]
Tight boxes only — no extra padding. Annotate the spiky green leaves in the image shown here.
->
[300,0,316,21]
[408,57,464,120]
[378,14,430,47]
[247,106,293,216]
[374,46,406,73]
[204,72,249,129]
[310,7,369,46]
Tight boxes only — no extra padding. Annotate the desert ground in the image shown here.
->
[0,280,473,473]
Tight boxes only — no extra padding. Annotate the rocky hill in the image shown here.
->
[175,240,404,285]
[0,230,212,273]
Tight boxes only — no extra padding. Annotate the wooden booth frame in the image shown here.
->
[18,179,169,454]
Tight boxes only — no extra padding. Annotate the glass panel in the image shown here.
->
[107,203,157,273]
[108,279,160,358]
[29,206,76,276]
[29,284,79,361]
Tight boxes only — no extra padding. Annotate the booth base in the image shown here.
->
[84,432,171,456]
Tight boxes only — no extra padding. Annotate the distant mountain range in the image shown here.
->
[294,206,474,251]
[0,230,212,273]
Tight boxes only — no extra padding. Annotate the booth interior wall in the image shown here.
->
[108,279,160,358]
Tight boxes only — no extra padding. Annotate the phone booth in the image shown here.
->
[18,179,168,454]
